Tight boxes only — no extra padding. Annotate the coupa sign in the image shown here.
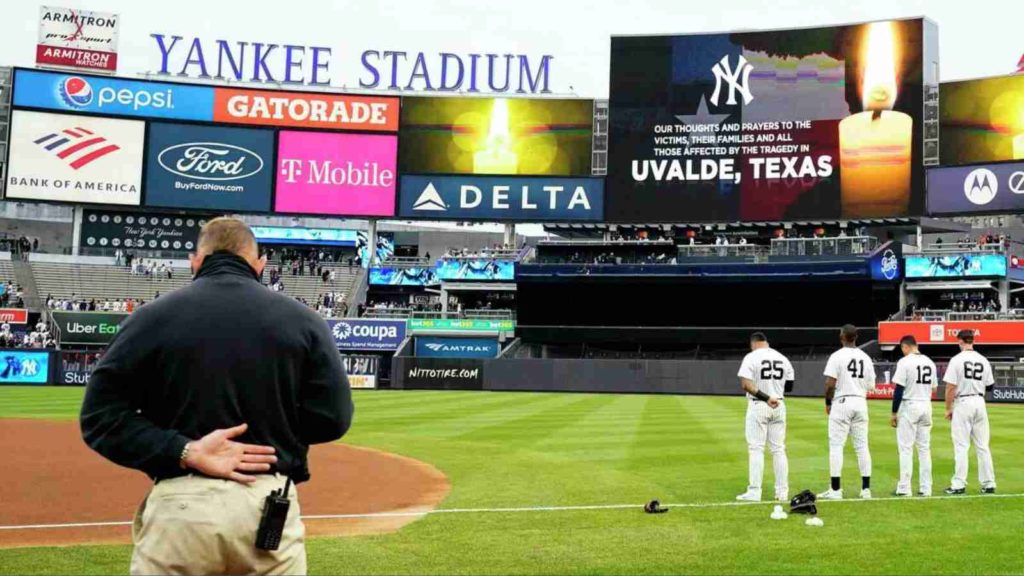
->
[398,175,604,221]
[327,319,407,351]
[51,311,127,345]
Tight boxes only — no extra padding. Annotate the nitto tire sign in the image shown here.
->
[401,358,485,390]
[991,387,1024,403]
[328,319,406,351]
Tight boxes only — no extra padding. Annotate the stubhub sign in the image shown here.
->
[13,68,214,121]
[399,175,604,222]
[327,319,406,351]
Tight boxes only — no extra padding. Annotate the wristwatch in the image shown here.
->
[179,442,192,469]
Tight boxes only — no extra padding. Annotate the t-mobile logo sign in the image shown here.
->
[709,55,754,106]
[278,159,395,187]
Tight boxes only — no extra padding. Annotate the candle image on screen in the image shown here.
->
[839,21,912,217]
[473,99,519,174]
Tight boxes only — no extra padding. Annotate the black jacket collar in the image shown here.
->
[195,252,260,281]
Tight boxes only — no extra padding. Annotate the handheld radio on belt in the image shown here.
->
[255,477,292,551]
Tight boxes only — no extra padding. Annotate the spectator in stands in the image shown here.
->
[89,299,97,311]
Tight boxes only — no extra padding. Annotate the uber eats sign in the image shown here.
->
[52,311,128,345]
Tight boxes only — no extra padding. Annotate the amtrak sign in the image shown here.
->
[398,175,604,222]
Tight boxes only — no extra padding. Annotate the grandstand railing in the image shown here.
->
[769,236,876,257]
[443,249,521,260]
[538,239,675,246]
[362,307,414,319]
[379,256,432,269]
[363,308,515,320]
[906,308,1022,321]
[678,244,768,259]
[923,241,1007,254]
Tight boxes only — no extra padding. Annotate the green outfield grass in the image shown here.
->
[1,386,1022,575]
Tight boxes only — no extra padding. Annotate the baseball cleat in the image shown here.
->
[943,487,966,495]
[891,490,911,497]
[917,491,931,497]
[775,492,789,502]
[735,490,761,502]
[817,488,843,500]
[981,487,996,494]
[859,488,872,499]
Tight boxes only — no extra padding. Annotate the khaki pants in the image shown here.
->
[130,475,306,576]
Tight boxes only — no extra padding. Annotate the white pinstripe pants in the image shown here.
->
[745,401,788,497]
[828,397,871,478]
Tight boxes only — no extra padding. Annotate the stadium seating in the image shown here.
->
[31,260,191,304]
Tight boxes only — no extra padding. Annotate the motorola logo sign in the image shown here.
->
[963,168,998,205]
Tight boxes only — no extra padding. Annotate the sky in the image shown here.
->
[2,0,1020,98]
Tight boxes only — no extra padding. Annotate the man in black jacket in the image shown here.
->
[81,217,353,575]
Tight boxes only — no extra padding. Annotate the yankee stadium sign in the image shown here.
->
[150,34,554,93]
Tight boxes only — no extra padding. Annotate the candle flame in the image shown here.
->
[486,98,511,144]
[861,21,899,112]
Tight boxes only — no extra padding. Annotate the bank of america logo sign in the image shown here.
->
[963,168,997,205]
[33,127,120,170]
[413,182,448,211]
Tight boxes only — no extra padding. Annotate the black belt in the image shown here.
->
[957,394,983,399]
[751,398,784,403]
[833,395,863,403]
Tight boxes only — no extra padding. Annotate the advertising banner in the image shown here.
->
[905,254,1006,279]
[399,97,593,175]
[59,351,102,386]
[401,358,485,390]
[368,267,439,286]
[6,110,144,206]
[607,18,934,223]
[408,318,515,333]
[991,386,1024,403]
[398,175,604,221]
[436,259,515,281]
[868,242,902,282]
[927,163,1024,215]
[81,209,205,252]
[274,131,398,217]
[0,309,29,325]
[145,122,274,212]
[878,321,1024,345]
[37,6,120,72]
[940,75,1024,166]
[0,350,50,385]
[213,88,399,131]
[13,69,214,121]
[327,318,406,351]
[340,354,379,389]
[415,336,500,358]
[252,226,358,246]
[358,231,395,267]
[51,311,128,345]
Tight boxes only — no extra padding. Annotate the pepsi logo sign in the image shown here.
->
[157,143,264,181]
[60,76,93,107]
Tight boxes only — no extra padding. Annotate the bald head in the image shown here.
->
[190,217,265,276]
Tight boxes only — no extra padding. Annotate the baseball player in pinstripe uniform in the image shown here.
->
[890,335,938,497]
[943,329,997,495]
[735,332,794,502]
[819,324,876,500]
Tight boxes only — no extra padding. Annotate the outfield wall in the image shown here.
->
[392,357,961,399]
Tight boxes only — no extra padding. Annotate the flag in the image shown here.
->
[1017,53,1024,73]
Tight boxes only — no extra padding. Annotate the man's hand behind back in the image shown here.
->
[183,423,277,484]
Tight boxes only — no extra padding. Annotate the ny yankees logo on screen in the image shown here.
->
[710,55,754,106]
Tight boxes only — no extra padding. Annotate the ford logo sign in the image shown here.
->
[157,142,263,182]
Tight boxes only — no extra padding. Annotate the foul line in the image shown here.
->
[2,492,1023,531]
